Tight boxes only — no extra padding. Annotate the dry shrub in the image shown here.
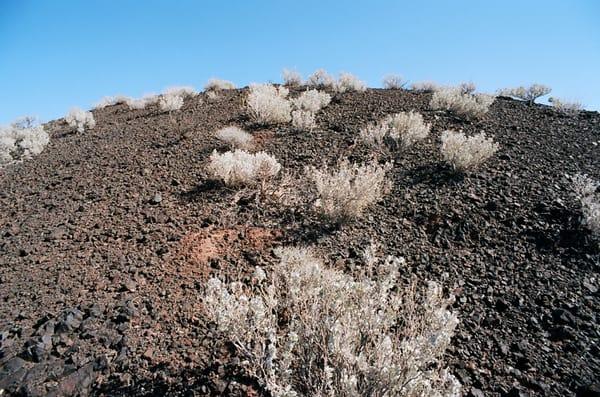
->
[126,94,159,110]
[307,69,336,88]
[291,110,317,131]
[163,85,198,97]
[94,95,129,109]
[204,245,461,397]
[360,111,430,148]
[0,118,50,166]
[497,84,551,104]
[572,174,600,236]
[215,126,253,149]
[430,88,494,119]
[247,84,292,124]
[549,97,582,116]
[309,159,391,222]
[159,93,184,112]
[205,78,236,91]
[411,81,441,92]
[207,149,281,187]
[382,74,406,89]
[282,69,303,86]
[334,72,366,93]
[290,90,331,113]
[440,130,499,172]
[65,107,96,133]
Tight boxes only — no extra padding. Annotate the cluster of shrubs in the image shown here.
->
[0,117,50,166]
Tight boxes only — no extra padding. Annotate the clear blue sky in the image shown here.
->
[1,0,599,124]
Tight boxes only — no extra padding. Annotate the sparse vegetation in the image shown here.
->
[360,111,430,148]
[440,130,499,172]
[291,110,317,131]
[247,84,292,124]
[307,69,336,88]
[549,97,582,116]
[207,149,281,187]
[309,159,391,222]
[204,245,461,397]
[65,107,96,132]
[94,95,129,109]
[290,89,331,113]
[205,78,236,91]
[282,69,303,86]
[334,72,366,93]
[126,94,159,110]
[572,174,600,236]
[163,86,198,97]
[430,87,494,119]
[159,93,184,112]
[215,126,253,149]
[497,84,551,105]
[382,74,406,89]
[0,117,50,166]
[411,81,441,92]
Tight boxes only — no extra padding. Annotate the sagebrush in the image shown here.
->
[65,108,96,133]
[204,245,461,397]
[572,174,600,236]
[382,74,406,89]
[215,126,253,149]
[440,130,499,172]
[282,69,303,86]
[247,84,292,124]
[430,87,494,119]
[549,97,582,116]
[309,159,391,222]
[205,78,236,91]
[0,118,50,166]
[360,111,430,148]
[207,149,281,187]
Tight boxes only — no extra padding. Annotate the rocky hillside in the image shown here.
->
[0,87,599,396]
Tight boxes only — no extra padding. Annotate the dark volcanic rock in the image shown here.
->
[0,88,599,396]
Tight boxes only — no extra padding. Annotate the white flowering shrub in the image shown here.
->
[440,130,499,172]
[282,69,303,86]
[207,149,281,187]
[411,81,442,92]
[290,90,331,113]
[549,97,582,116]
[94,95,129,109]
[430,88,494,119]
[291,110,317,131]
[205,78,236,91]
[360,111,430,148]
[309,159,391,222]
[307,69,336,88]
[497,84,551,104]
[247,84,292,124]
[164,85,198,97]
[204,245,461,397]
[572,174,600,236]
[159,93,184,112]
[215,126,253,149]
[382,74,406,89]
[65,107,96,133]
[0,118,50,166]
[334,72,367,93]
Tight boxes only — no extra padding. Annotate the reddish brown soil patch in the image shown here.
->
[178,226,282,270]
